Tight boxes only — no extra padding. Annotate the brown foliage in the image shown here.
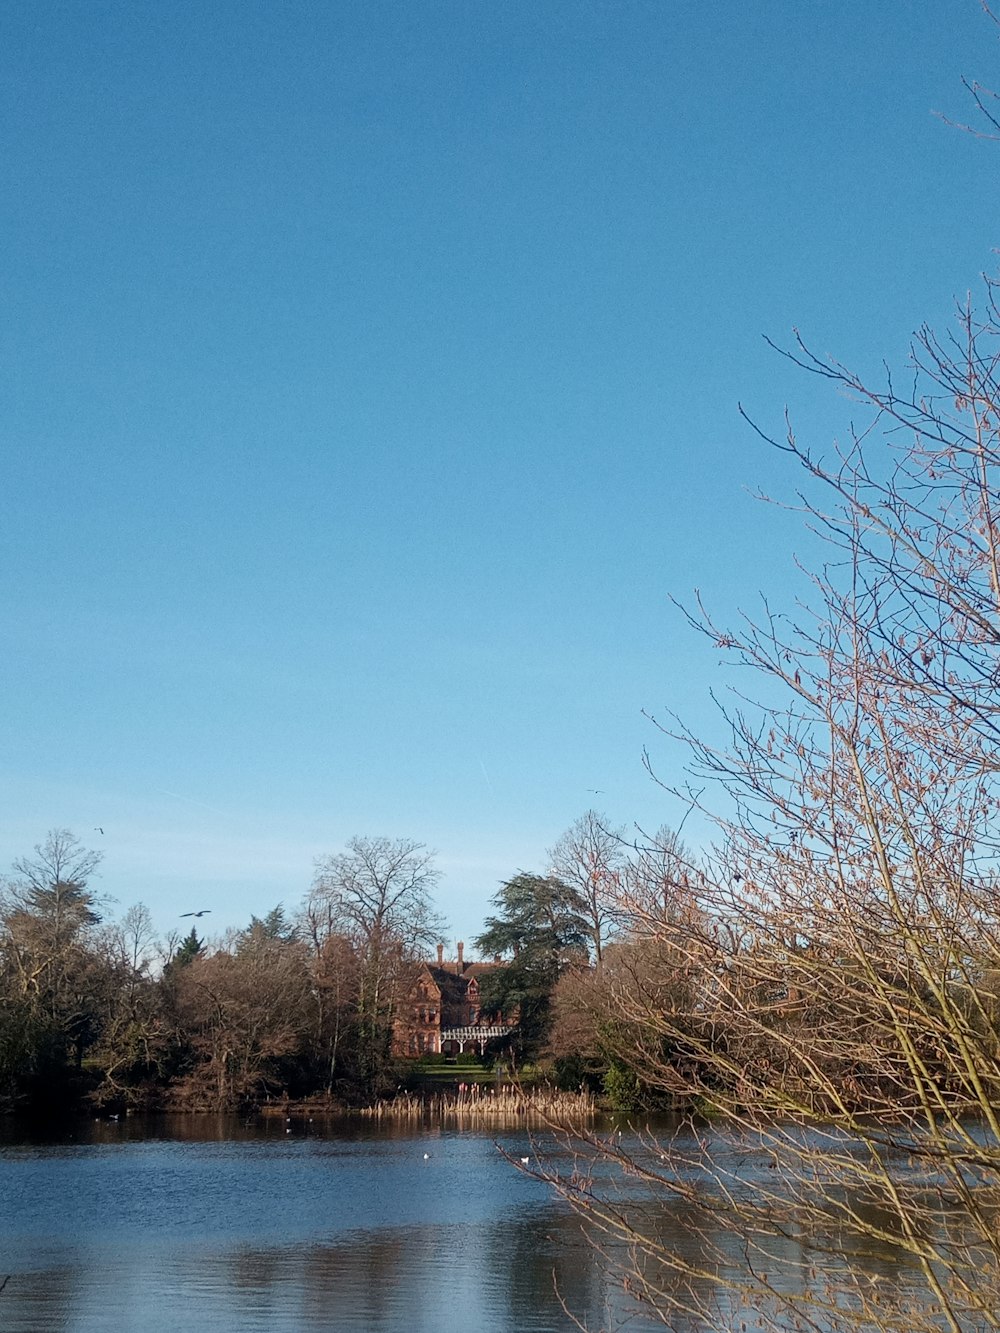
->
[169,932,313,1109]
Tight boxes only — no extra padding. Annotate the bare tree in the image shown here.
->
[620,822,699,928]
[10,828,103,900]
[298,889,363,1095]
[549,810,626,966]
[548,824,704,1098]
[1,830,104,1057]
[89,904,165,1105]
[536,233,1000,1333]
[308,836,444,1093]
[171,930,313,1109]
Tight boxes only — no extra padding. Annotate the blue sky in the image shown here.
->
[3,1,999,949]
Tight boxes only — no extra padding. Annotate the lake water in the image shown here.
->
[0,1113,957,1331]
[0,1113,645,1332]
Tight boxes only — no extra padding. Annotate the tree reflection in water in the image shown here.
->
[0,1115,962,1332]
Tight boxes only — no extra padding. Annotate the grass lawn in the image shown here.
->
[402,1061,503,1090]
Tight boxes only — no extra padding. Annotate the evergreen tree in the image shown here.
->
[173,928,203,967]
[474,872,588,1057]
[1,830,104,1079]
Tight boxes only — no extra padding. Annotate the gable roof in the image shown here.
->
[461,961,503,979]
[426,965,469,1004]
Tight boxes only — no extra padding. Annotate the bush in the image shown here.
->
[602,1062,642,1112]
[551,1052,604,1093]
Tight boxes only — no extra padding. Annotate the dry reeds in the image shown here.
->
[360,1084,596,1124]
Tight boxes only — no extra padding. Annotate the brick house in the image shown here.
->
[393,941,514,1057]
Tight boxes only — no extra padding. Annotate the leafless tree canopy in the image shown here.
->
[549,810,627,965]
[535,288,1000,1329]
[311,835,443,959]
[532,62,1000,1323]
[308,836,446,1094]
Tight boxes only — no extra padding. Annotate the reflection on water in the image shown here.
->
[0,1114,946,1332]
[0,1115,623,1332]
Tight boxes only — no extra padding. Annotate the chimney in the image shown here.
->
[436,943,444,967]
[456,940,465,973]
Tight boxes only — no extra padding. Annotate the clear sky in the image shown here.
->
[3,1,999,950]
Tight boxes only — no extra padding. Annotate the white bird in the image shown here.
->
[520,1156,530,1164]
[423,1152,430,1159]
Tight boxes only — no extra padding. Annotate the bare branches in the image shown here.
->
[549,811,628,967]
[309,836,446,1094]
[311,836,443,958]
[547,134,1000,1330]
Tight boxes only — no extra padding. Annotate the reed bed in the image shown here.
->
[360,1085,596,1124]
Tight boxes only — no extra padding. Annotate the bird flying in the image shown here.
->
[180,910,212,918]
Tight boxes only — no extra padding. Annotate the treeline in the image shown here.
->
[478,824,1000,1122]
[10,803,996,1123]
[0,811,697,1115]
[0,831,450,1113]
